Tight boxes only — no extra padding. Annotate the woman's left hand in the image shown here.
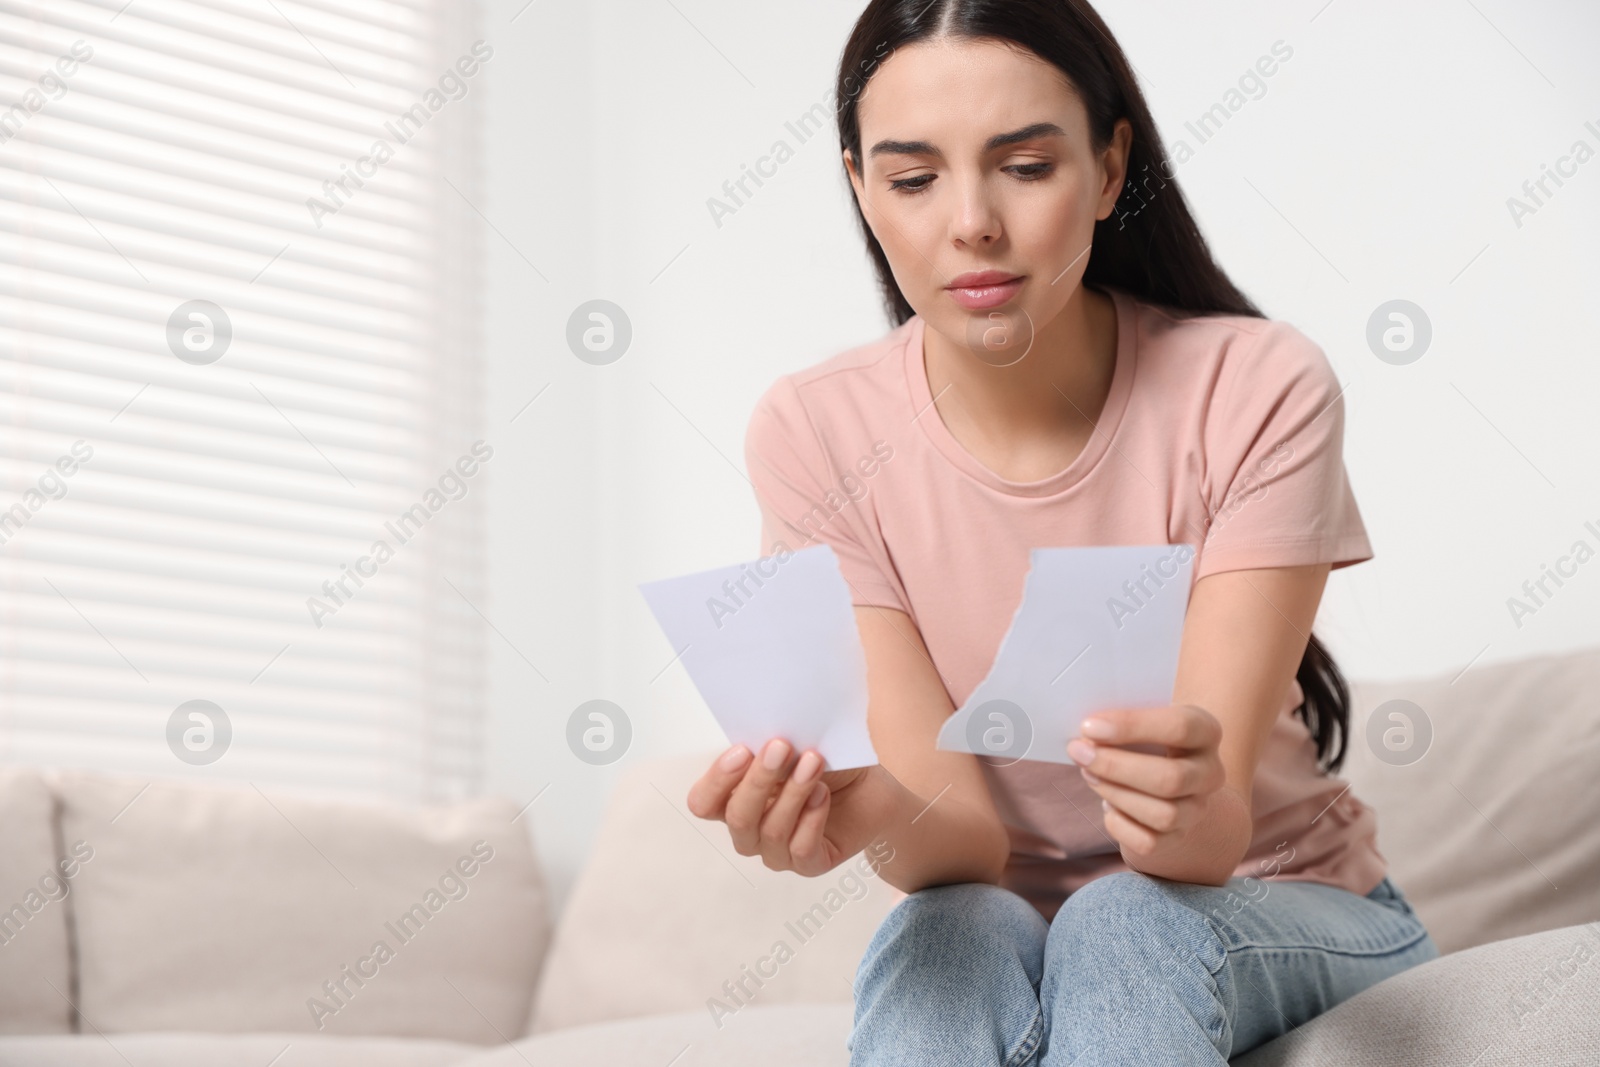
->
[1066,704,1237,876]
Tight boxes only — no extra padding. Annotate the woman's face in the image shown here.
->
[846,36,1131,354]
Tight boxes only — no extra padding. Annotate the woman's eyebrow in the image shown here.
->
[868,121,1066,159]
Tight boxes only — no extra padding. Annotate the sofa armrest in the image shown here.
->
[1235,923,1600,1066]
[0,767,74,1035]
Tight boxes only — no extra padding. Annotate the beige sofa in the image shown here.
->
[2,643,1597,1066]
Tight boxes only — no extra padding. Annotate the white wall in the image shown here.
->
[481,0,1600,920]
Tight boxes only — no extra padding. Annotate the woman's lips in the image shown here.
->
[946,276,1025,310]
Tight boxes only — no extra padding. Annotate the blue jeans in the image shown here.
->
[849,872,1439,1065]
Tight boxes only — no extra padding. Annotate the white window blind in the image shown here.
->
[0,0,489,803]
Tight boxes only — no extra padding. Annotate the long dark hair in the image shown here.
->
[835,0,1353,772]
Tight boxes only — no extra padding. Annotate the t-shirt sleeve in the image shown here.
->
[743,377,911,614]
[1194,321,1374,581]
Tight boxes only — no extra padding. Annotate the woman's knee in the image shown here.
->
[1048,871,1226,977]
[861,882,1047,970]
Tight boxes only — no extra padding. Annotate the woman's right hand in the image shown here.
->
[686,738,879,877]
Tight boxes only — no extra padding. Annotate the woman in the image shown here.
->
[686,1,1439,1062]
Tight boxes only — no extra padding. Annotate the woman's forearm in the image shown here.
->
[854,764,1011,894]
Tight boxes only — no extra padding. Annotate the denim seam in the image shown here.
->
[1221,924,1433,961]
[1198,917,1231,978]
[1002,1007,1045,1067]
[1198,917,1235,1047]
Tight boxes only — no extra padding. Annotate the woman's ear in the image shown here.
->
[844,148,872,222]
[1095,118,1134,222]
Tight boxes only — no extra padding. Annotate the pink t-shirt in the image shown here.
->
[743,284,1387,921]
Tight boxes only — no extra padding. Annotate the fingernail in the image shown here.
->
[1081,767,1101,784]
[794,750,821,782]
[805,782,828,807]
[718,744,752,771]
[1081,717,1113,740]
[1067,739,1096,765]
[763,738,790,770]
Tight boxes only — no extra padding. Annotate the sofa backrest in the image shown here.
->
[527,749,900,1035]
[1342,643,1600,954]
[0,767,552,1043]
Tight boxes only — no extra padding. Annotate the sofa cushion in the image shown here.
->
[52,769,551,1043]
[0,766,75,1035]
[460,1003,854,1066]
[0,1032,478,1067]
[528,749,899,1033]
[1236,922,1600,1065]
[1343,644,1600,953]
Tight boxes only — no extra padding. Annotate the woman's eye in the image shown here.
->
[888,164,1053,195]
[888,175,934,194]
[1007,162,1053,180]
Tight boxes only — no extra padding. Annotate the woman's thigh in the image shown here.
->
[1043,871,1439,1059]
[851,882,1049,1066]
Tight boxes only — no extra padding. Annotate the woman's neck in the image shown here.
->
[921,286,1119,481]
